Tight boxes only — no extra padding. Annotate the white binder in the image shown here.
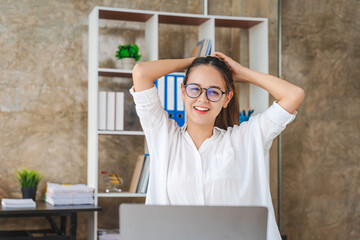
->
[98,91,107,130]
[106,92,115,130]
[115,92,124,131]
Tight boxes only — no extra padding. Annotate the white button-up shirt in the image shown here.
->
[130,86,296,240]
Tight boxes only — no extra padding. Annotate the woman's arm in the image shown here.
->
[132,58,195,92]
[212,52,304,114]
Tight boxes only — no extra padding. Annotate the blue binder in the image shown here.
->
[154,73,185,127]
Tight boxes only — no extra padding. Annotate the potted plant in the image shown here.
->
[115,43,142,70]
[15,168,44,201]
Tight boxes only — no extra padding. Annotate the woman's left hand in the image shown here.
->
[212,52,304,114]
[211,52,246,82]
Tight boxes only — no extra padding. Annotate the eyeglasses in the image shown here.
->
[184,83,227,102]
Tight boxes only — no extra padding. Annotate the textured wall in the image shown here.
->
[281,0,360,239]
[0,0,280,238]
[4,0,357,240]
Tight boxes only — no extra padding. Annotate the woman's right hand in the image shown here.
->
[132,57,195,92]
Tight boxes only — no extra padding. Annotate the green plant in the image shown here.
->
[15,168,44,189]
[115,44,142,61]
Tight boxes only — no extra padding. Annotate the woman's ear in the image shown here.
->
[181,83,186,101]
[222,91,233,108]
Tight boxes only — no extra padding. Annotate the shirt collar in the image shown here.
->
[180,123,221,137]
[181,124,221,151]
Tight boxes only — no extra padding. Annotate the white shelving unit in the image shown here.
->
[88,6,268,239]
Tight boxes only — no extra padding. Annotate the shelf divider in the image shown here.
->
[98,68,132,78]
[98,130,145,136]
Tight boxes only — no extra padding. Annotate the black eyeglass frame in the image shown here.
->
[184,83,228,102]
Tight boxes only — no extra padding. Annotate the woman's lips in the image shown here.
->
[194,106,210,114]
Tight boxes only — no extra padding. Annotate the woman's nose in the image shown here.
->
[197,89,209,102]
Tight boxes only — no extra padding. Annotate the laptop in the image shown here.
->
[119,204,267,240]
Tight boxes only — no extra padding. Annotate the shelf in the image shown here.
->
[89,6,269,240]
[158,13,209,26]
[96,7,266,28]
[214,17,261,28]
[99,8,154,22]
[98,68,132,78]
[98,130,145,136]
[97,192,146,198]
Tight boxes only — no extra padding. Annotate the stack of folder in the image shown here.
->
[155,74,185,127]
[45,182,94,206]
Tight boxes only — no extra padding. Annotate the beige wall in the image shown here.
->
[0,0,358,239]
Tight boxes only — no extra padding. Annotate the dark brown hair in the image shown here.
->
[183,56,240,129]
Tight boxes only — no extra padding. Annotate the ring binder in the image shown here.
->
[155,73,186,127]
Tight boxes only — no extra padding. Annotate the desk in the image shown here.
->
[0,201,102,240]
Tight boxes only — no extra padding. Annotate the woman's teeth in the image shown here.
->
[194,106,210,111]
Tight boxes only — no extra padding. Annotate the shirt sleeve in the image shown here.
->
[129,85,171,133]
[237,101,297,150]
[257,101,297,150]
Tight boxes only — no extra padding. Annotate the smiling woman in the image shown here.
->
[182,56,238,132]
[130,53,304,240]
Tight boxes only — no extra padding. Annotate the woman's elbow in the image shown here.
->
[132,62,145,79]
[295,86,305,105]
[290,86,305,110]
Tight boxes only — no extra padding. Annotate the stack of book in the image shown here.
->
[129,154,150,194]
[45,182,94,206]
[1,198,36,208]
[192,39,212,57]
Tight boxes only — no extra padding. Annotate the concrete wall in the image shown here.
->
[0,0,358,239]
[281,0,360,239]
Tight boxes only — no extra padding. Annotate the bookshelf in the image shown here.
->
[88,6,268,239]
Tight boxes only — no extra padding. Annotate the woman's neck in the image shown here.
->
[186,122,214,150]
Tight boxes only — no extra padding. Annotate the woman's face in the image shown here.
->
[181,65,233,128]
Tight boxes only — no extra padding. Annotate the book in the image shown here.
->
[129,155,145,193]
[1,198,36,208]
[139,155,150,193]
[192,39,212,57]
[191,45,201,57]
[137,155,150,193]
[136,154,149,193]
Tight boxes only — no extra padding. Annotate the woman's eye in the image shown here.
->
[190,87,201,92]
[209,89,220,96]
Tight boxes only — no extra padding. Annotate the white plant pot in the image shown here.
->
[116,58,136,70]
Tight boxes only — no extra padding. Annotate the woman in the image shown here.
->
[130,52,304,240]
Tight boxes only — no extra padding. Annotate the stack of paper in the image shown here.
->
[98,229,120,240]
[45,182,94,206]
[1,198,36,208]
